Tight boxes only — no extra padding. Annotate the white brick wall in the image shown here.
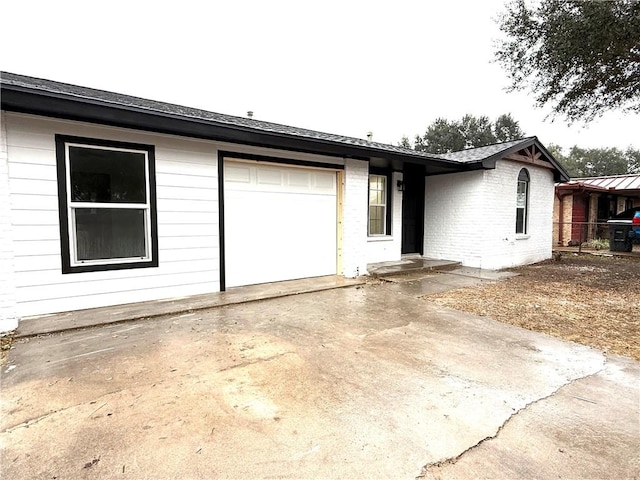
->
[366,171,403,263]
[424,160,555,270]
[0,112,18,332]
[424,170,486,266]
[342,159,369,277]
[479,160,554,269]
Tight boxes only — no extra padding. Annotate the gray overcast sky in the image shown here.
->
[2,0,638,152]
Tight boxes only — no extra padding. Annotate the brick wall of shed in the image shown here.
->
[553,193,574,246]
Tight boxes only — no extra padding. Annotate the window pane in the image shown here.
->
[369,175,386,206]
[516,208,525,234]
[369,206,385,235]
[70,146,147,203]
[75,208,146,260]
[517,181,527,207]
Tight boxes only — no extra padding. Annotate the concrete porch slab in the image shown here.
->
[379,267,518,297]
[383,273,490,297]
[15,275,365,338]
[368,257,460,277]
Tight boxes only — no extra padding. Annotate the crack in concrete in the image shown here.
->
[3,387,128,433]
[415,355,608,479]
[216,351,295,373]
[3,409,64,433]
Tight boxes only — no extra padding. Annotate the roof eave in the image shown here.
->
[556,183,609,193]
[1,83,465,171]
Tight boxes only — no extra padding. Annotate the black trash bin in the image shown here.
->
[607,220,633,252]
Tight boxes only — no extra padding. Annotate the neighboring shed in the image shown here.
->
[554,174,640,245]
[0,72,569,332]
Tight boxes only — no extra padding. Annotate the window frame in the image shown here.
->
[55,135,158,274]
[516,168,530,235]
[368,171,392,236]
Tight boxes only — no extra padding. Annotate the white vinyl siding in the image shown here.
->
[5,113,220,317]
[0,111,19,332]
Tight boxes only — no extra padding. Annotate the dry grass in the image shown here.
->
[429,253,640,361]
[1,335,13,365]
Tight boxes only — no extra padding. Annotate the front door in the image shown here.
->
[401,164,425,254]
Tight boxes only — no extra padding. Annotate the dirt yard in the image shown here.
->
[429,253,640,361]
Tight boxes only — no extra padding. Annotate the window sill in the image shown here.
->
[367,235,394,242]
[63,258,158,274]
[515,234,530,240]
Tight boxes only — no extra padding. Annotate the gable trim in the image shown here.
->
[481,138,569,182]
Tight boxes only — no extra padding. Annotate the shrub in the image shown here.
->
[584,238,610,250]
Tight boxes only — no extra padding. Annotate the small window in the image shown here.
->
[56,136,158,273]
[516,168,530,234]
[369,174,387,235]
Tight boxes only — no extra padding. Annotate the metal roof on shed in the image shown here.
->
[571,174,640,191]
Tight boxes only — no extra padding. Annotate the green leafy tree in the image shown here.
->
[495,0,640,121]
[494,113,525,143]
[551,145,640,177]
[546,143,565,164]
[459,115,495,148]
[626,148,640,174]
[401,114,525,153]
[398,136,412,149]
[414,118,466,153]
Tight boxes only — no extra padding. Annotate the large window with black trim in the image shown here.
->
[368,173,391,236]
[516,168,530,235]
[55,135,158,273]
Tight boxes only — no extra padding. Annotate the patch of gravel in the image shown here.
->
[426,253,640,361]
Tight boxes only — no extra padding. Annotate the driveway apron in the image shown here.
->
[1,282,637,479]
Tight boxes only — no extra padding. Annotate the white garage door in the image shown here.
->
[224,160,338,288]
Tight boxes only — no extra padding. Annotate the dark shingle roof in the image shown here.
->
[432,138,533,163]
[0,71,436,160]
[0,71,569,180]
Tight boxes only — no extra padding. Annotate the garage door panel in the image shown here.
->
[225,164,251,183]
[224,161,337,288]
[225,162,335,194]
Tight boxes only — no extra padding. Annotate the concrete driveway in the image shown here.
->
[1,282,638,479]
